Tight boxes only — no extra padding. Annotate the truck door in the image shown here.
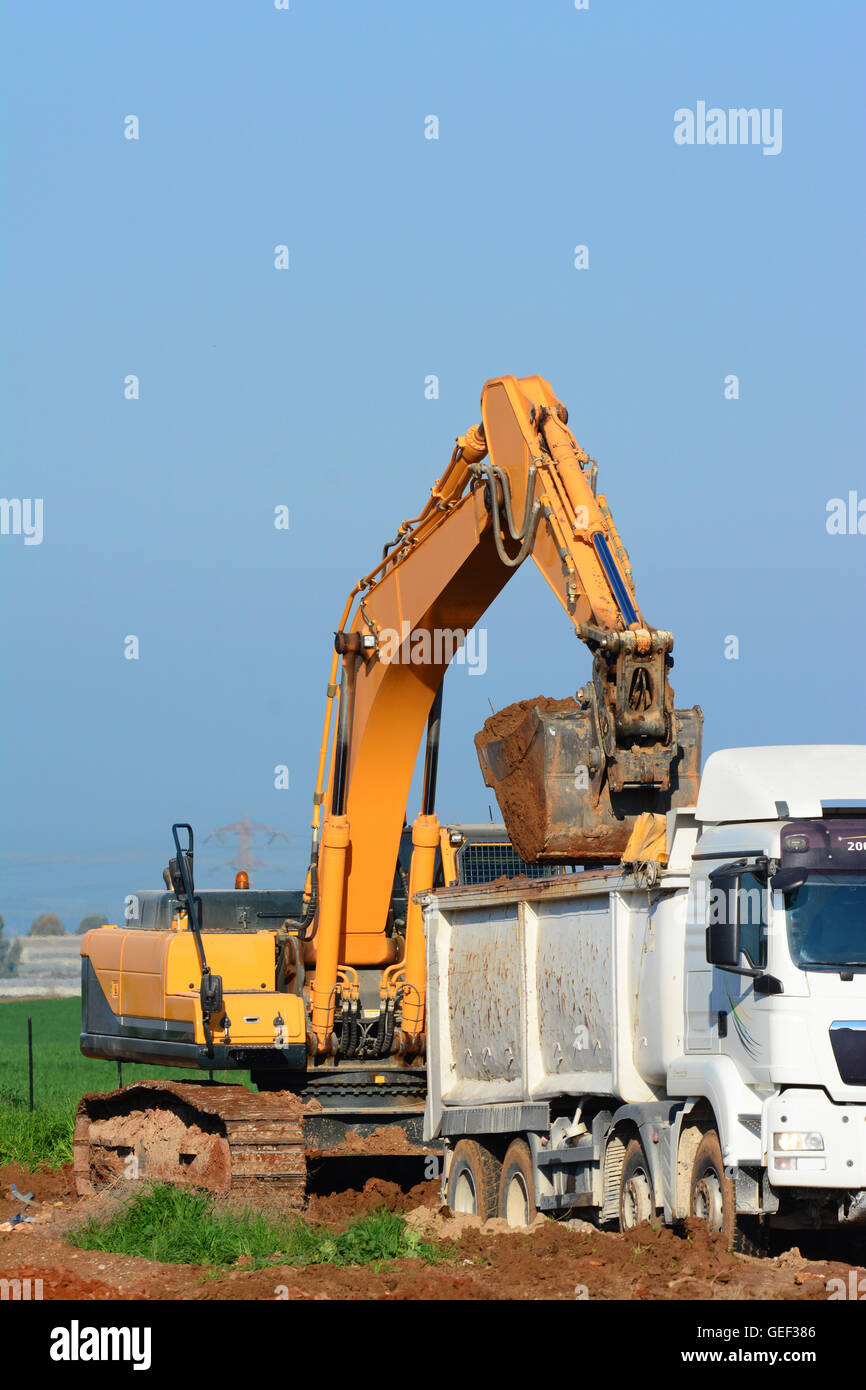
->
[710,871,771,1078]
[685,872,715,1051]
[686,865,772,1070]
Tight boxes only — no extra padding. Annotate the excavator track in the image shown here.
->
[73,1081,306,1203]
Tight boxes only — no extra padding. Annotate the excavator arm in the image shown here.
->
[306,375,700,1055]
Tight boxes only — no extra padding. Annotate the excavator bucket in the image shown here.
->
[475,697,703,862]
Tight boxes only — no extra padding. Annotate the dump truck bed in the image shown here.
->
[422,865,691,1141]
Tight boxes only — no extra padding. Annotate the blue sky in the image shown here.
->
[1,0,864,934]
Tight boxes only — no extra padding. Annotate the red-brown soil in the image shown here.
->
[305,1176,439,1227]
[477,696,579,743]
[474,695,582,860]
[308,1125,424,1159]
[0,1162,77,1223]
[1,1165,864,1301]
[0,1264,145,1300]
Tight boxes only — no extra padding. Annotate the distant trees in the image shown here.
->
[0,915,21,975]
[0,915,8,974]
[0,941,20,975]
[29,913,66,936]
[76,914,108,935]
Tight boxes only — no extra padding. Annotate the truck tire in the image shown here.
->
[689,1131,770,1254]
[689,1130,771,1254]
[618,1138,654,1232]
[689,1130,736,1246]
[447,1139,501,1219]
[732,1216,771,1258]
[498,1139,538,1228]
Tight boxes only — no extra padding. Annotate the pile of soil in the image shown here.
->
[309,1125,423,1159]
[305,1176,439,1227]
[0,1162,76,1226]
[477,695,579,744]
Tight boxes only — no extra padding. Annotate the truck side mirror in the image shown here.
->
[705,867,741,968]
[706,918,740,969]
[771,866,807,893]
[754,973,784,996]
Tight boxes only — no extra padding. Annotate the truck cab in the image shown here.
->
[424,745,866,1242]
[678,746,866,1229]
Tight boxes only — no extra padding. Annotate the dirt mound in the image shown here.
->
[305,1177,439,1226]
[449,1217,862,1301]
[0,1163,76,1226]
[477,695,579,743]
[309,1125,423,1158]
[406,1207,549,1238]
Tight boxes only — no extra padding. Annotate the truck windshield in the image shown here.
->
[784,874,866,969]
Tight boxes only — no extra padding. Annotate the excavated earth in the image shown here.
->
[475,695,580,861]
[1,1162,865,1302]
[478,695,580,743]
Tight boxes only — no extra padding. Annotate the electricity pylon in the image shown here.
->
[204,812,289,881]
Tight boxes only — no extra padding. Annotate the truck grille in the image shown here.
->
[457,841,567,886]
[830,1022,866,1086]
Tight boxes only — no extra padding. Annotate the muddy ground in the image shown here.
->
[1,1162,865,1302]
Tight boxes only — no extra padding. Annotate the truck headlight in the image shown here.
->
[773,1131,824,1152]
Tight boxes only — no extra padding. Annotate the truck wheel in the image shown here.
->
[618,1139,654,1232]
[732,1216,770,1258]
[689,1130,735,1245]
[498,1139,537,1228]
[447,1140,501,1219]
[689,1131,770,1254]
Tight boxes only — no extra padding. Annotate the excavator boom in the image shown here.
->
[308,374,701,1053]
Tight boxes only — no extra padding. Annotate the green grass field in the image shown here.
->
[0,997,243,1170]
[69,1184,445,1269]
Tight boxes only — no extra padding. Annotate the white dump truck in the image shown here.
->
[423,746,866,1247]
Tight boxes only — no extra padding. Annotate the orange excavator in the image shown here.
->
[75,374,701,1198]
